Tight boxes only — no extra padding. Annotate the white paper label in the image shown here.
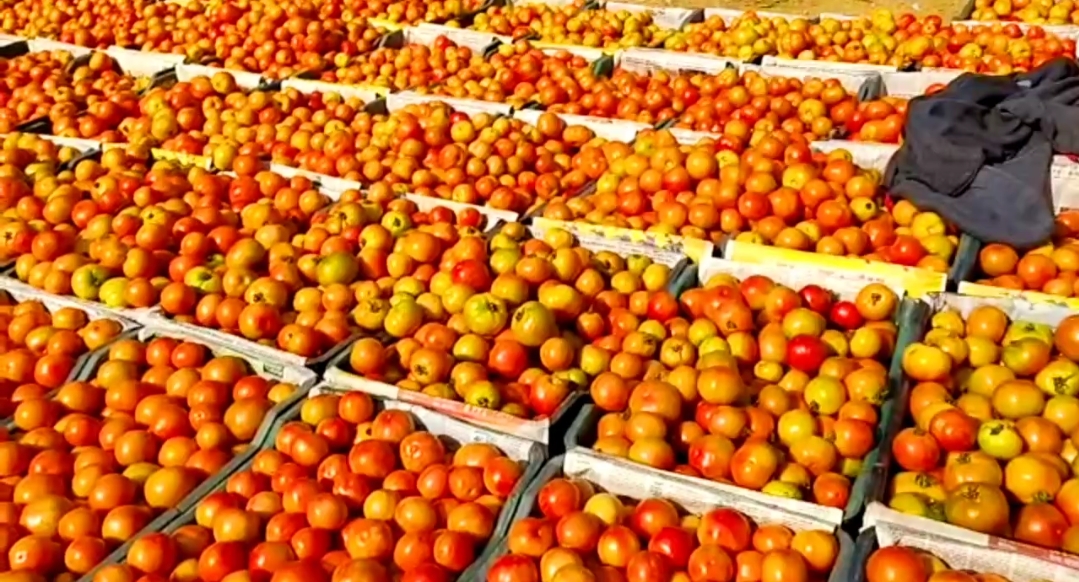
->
[811,140,899,172]
[1051,155,1079,211]
[742,63,877,95]
[28,38,92,57]
[704,8,814,21]
[603,2,700,29]
[761,55,898,74]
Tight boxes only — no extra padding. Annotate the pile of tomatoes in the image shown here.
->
[539,128,958,274]
[893,304,1079,553]
[488,472,842,582]
[2,334,301,579]
[663,12,1077,74]
[96,392,526,582]
[415,42,601,111]
[0,50,144,140]
[669,70,857,145]
[340,222,681,424]
[0,301,122,418]
[8,143,368,359]
[583,272,901,510]
[126,74,611,213]
[973,211,1079,299]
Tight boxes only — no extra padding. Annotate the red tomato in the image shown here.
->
[798,285,833,315]
[891,428,941,472]
[648,292,679,322]
[828,301,864,330]
[786,336,829,373]
[889,235,927,266]
[1014,503,1069,549]
[928,409,978,453]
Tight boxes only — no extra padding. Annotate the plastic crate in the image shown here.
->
[863,293,1079,579]
[847,527,879,582]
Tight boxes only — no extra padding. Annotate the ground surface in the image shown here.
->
[636,0,975,19]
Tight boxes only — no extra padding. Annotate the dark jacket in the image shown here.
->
[884,58,1079,249]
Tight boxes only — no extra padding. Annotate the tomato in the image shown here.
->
[457,208,482,228]
[865,547,928,582]
[798,285,833,315]
[730,440,782,491]
[943,452,1003,492]
[698,508,752,552]
[943,484,1010,535]
[761,549,809,582]
[648,292,679,323]
[891,428,941,472]
[451,260,492,291]
[828,301,863,330]
[786,336,828,373]
[1003,454,1061,504]
[1014,503,1069,549]
[687,545,734,582]
[488,341,528,379]
[976,420,1023,460]
[1056,478,1079,524]
[648,526,696,569]
[486,555,539,582]
[928,410,978,453]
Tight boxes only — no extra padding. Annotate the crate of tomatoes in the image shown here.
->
[322,222,692,444]
[865,292,1079,579]
[563,255,930,526]
[2,327,318,582]
[0,285,140,429]
[480,447,858,582]
[77,386,545,582]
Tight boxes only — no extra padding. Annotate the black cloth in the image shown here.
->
[884,58,1079,250]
